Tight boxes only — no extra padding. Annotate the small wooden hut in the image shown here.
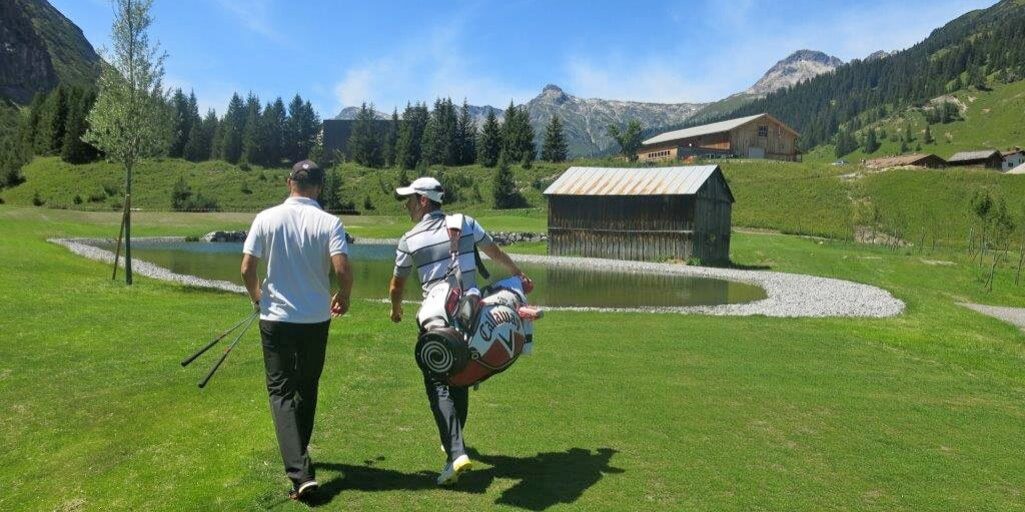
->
[543,166,735,263]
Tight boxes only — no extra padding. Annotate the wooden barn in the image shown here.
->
[543,166,735,263]
[639,113,800,162]
[865,153,946,169]
[947,149,1002,169]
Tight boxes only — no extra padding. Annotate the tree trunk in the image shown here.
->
[112,201,127,280]
[1016,236,1024,286]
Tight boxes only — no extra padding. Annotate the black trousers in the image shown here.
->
[423,371,469,462]
[259,319,330,488]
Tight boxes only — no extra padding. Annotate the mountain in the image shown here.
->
[743,50,844,96]
[336,103,504,127]
[687,50,843,124]
[865,50,896,61]
[696,0,1025,151]
[523,84,704,156]
[335,84,705,157]
[0,0,101,104]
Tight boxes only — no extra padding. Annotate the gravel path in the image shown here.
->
[50,237,905,318]
[959,303,1025,331]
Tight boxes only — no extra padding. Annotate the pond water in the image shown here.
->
[101,241,767,309]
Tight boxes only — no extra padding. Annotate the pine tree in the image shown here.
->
[348,102,382,167]
[501,101,535,164]
[61,88,100,164]
[322,168,343,211]
[168,88,191,158]
[477,109,501,167]
[492,155,523,209]
[862,129,880,153]
[607,120,644,161]
[220,93,245,163]
[383,108,399,167]
[923,124,935,144]
[183,123,204,162]
[262,98,286,166]
[456,99,476,165]
[421,98,458,165]
[36,85,70,155]
[396,102,428,169]
[541,114,568,162]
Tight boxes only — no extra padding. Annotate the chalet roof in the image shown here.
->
[865,153,943,168]
[1000,149,1024,157]
[543,165,733,201]
[642,113,798,146]
[948,149,1000,162]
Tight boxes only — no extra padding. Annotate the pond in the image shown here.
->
[100,241,767,309]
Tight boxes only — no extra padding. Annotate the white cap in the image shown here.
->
[395,176,445,203]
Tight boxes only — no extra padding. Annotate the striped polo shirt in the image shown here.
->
[394,211,494,295]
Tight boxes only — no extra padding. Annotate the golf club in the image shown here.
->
[197,312,258,389]
[181,311,258,367]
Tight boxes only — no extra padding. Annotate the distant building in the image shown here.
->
[322,119,395,159]
[1000,149,1025,172]
[864,153,946,169]
[638,113,800,163]
[543,166,735,263]
[947,149,1002,169]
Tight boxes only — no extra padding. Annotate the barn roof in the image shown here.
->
[865,153,943,168]
[948,149,1000,162]
[543,165,733,201]
[642,113,798,146]
[1000,149,1024,157]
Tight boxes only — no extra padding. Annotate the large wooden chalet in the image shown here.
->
[639,113,800,163]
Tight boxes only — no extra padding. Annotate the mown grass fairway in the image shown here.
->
[2,206,1025,511]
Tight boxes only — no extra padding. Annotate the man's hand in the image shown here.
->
[330,292,349,317]
[252,297,261,313]
[390,303,403,323]
[517,272,534,293]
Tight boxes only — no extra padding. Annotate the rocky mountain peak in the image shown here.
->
[540,83,569,103]
[744,49,844,96]
[865,50,895,61]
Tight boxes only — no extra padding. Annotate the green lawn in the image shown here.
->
[2,207,1025,510]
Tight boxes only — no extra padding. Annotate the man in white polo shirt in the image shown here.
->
[241,160,353,502]
[388,176,531,486]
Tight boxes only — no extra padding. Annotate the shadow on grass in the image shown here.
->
[309,447,622,510]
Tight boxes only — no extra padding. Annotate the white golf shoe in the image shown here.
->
[436,454,473,486]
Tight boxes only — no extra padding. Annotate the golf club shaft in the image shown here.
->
[198,313,258,388]
[181,311,257,367]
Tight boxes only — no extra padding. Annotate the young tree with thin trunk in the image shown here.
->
[84,0,170,285]
[607,120,643,161]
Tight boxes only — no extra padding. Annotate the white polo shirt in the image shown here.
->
[243,196,349,323]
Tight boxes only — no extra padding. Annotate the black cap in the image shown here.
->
[289,160,324,184]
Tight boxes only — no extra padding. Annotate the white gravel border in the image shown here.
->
[50,236,904,318]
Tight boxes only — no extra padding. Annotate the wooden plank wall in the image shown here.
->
[729,120,797,160]
[547,173,733,262]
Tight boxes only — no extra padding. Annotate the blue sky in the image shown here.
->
[51,0,996,117]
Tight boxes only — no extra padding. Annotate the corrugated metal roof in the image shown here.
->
[948,150,1000,162]
[543,166,729,198]
[641,113,799,146]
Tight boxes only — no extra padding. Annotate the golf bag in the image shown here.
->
[414,215,541,388]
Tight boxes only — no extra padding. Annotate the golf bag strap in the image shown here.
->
[446,213,490,281]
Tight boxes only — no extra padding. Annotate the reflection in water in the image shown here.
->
[99,241,766,308]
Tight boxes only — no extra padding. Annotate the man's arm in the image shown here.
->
[330,253,353,317]
[389,275,406,323]
[479,243,532,287]
[241,254,261,312]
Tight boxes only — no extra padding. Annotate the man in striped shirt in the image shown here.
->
[389,176,530,486]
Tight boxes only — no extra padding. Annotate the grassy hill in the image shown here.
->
[806,79,1025,163]
[5,156,1025,247]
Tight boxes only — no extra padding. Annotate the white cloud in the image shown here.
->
[331,22,535,114]
[214,0,291,46]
